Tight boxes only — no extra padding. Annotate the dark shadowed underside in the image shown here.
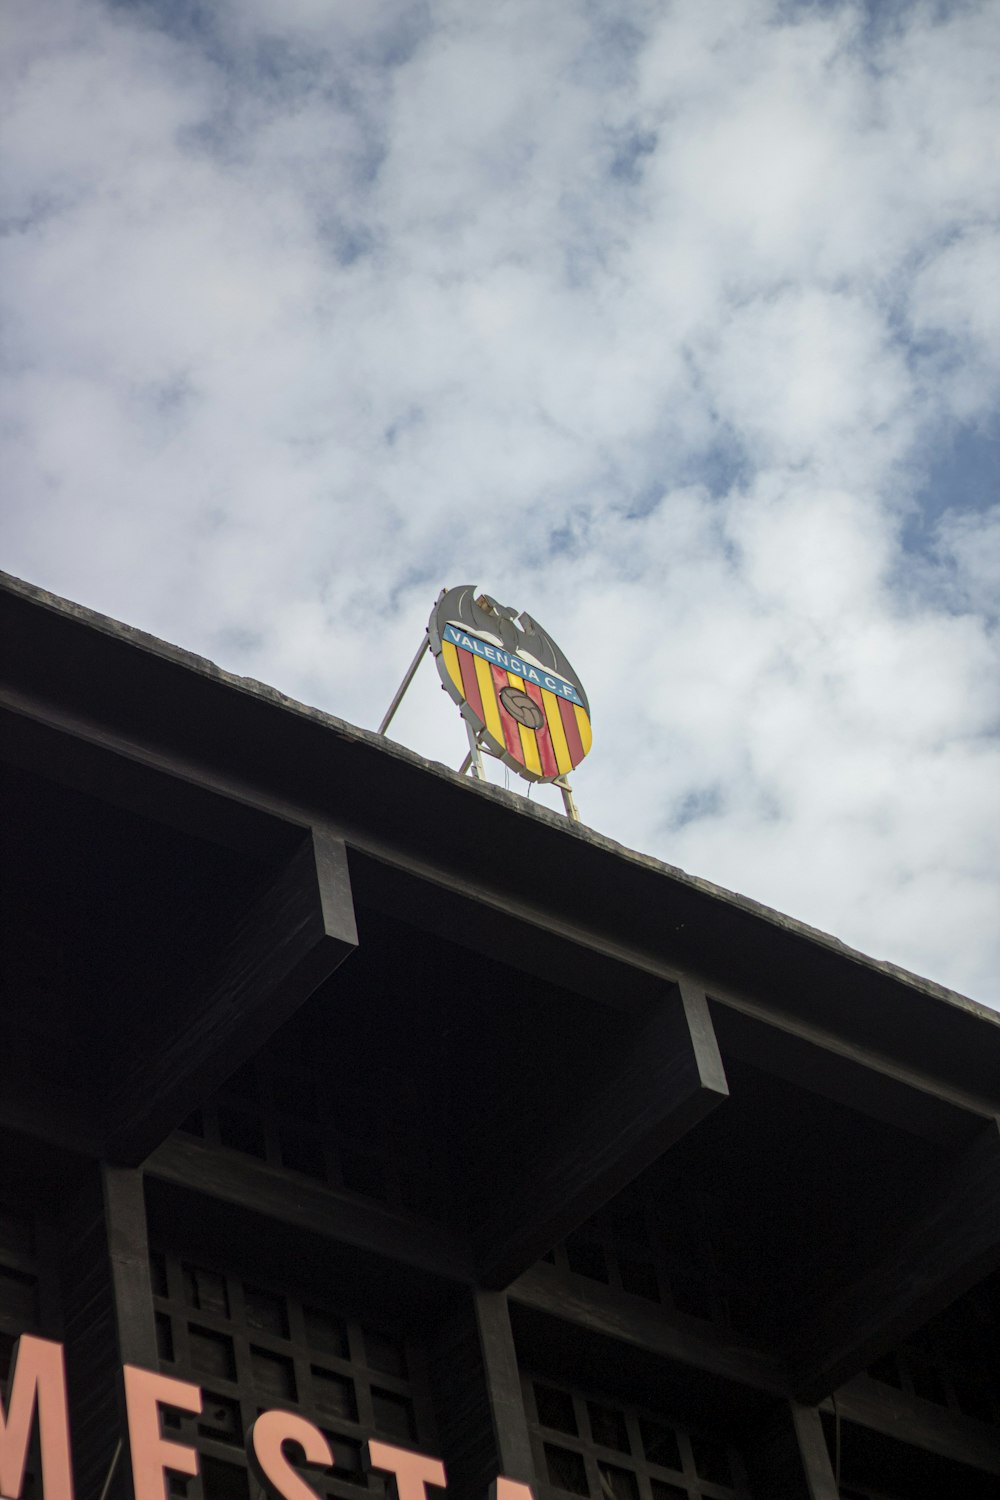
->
[1,571,998,1500]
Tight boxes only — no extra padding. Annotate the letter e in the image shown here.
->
[124,1366,201,1500]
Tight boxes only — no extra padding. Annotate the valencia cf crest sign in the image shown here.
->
[428,586,592,783]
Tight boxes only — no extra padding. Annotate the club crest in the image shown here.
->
[428,585,592,783]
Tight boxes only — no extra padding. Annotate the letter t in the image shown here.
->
[365,1441,446,1500]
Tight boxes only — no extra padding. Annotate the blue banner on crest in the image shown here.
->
[442,624,583,705]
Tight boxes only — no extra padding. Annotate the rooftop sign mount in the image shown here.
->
[377,585,591,820]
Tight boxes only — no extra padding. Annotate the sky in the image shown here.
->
[3,0,999,1005]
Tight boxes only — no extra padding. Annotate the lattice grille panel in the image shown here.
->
[178,1017,445,1221]
[523,1376,751,1500]
[152,1247,437,1500]
[541,1182,742,1334]
[865,1276,1000,1429]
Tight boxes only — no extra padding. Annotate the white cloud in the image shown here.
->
[2,0,999,1004]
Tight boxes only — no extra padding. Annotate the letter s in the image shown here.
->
[247,1410,333,1500]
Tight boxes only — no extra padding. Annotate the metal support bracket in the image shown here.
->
[377,629,430,736]
[555,775,581,822]
[463,720,487,780]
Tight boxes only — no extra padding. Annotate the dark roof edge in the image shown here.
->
[3,570,997,1030]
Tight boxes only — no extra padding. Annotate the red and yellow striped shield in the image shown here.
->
[428,586,592,784]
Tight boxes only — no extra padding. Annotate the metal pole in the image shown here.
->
[556,776,581,822]
[97,1440,123,1500]
[377,631,429,736]
[464,720,486,780]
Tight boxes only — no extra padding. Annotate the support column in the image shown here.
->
[430,1290,536,1500]
[745,1402,839,1500]
[59,1164,159,1500]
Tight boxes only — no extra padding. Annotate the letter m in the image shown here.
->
[0,1336,73,1500]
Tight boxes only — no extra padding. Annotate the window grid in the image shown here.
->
[865,1295,999,1428]
[839,1489,901,1500]
[867,1340,999,1425]
[178,1030,445,1223]
[542,1188,741,1334]
[152,1247,437,1500]
[523,1376,751,1500]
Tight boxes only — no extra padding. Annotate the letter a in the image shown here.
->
[0,1335,74,1500]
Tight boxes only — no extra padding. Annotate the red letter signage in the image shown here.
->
[365,1441,446,1500]
[123,1366,202,1500]
[0,1335,74,1500]
[492,1482,535,1500]
[247,1410,334,1500]
[0,1331,537,1500]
